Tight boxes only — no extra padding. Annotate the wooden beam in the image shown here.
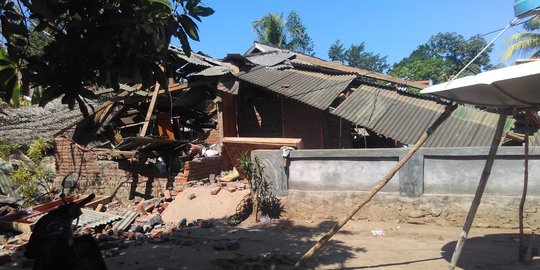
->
[448,111,509,269]
[294,104,458,269]
[140,82,161,137]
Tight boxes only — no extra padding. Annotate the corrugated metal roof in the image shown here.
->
[245,51,295,67]
[169,46,215,67]
[333,85,515,147]
[0,163,19,199]
[236,66,355,110]
[112,210,138,231]
[28,208,122,229]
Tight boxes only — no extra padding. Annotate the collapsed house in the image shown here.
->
[216,42,517,155]
[0,47,231,201]
[1,42,534,203]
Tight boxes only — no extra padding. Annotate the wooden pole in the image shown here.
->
[140,82,161,137]
[294,104,458,269]
[519,111,530,262]
[448,111,508,270]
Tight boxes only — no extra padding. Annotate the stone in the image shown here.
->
[188,193,196,200]
[431,208,442,217]
[196,219,213,229]
[210,187,221,195]
[409,210,427,218]
[178,218,187,228]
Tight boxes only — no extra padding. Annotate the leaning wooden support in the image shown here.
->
[448,111,509,270]
[140,82,161,137]
[294,104,458,269]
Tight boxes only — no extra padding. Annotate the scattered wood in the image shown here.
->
[95,204,104,212]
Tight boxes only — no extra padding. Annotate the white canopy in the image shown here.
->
[421,60,540,109]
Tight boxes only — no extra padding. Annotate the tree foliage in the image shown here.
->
[389,32,492,84]
[502,16,540,61]
[252,10,314,55]
[0,0,214,113]
[328,40,389,72]
[328,40,346,63]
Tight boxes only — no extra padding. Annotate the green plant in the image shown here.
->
[239,153,284,222]
[26,138,51,163]
[11,165,55,206]
[0,140,19,160]
[8,138,54,206]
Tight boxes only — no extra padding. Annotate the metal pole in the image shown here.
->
[448,111,508,269]
[519,111,530,261]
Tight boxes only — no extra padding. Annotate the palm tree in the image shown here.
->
[502,16,540,61]
[252,13,287,48]
[251,11,314,55]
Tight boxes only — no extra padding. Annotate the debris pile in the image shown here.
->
[0,177,252,266]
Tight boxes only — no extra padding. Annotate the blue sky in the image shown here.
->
[183,0,524,66]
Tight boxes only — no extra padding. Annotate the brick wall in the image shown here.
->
[237,86,283,137]
[54,137,225,201]
[176,156,224,182]
[282,98,323,148]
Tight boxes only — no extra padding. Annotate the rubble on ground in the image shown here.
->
[0,176,253,266]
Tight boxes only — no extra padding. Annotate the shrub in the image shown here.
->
[238,153,284,222]
[0,141,19,160]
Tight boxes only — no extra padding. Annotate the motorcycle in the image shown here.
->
[24,173,108,270]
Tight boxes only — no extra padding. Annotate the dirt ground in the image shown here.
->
[99,218,540,270]
[3,185,540,269]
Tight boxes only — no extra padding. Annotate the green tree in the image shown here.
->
[390,32,492,84]
[328,40,346,63]
[285,11,314,55]
[327,40,389,72]
[0,0,214,113]
[502,16,540,61]
[252,12,287,48]
[252,11,314,55]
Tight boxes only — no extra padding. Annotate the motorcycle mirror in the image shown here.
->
[61,173,77,189]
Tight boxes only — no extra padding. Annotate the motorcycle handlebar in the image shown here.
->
[77,193,95,207]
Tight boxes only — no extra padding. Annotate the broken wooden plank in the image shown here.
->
[140,82,161,137]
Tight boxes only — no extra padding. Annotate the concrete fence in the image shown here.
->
[253,146,540,228]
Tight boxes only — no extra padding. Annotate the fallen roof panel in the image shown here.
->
[236,66,355,110]
[332,85,515,147]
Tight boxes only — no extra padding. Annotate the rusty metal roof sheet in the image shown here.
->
[333,85,515,147]
[236,66,355,110]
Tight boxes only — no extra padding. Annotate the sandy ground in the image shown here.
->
[101,218,540,270]
[104,185,540,269]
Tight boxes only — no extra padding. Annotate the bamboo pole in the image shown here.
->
[294,104,458,269]
[448,111,509,270]
[518,111,530,262]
